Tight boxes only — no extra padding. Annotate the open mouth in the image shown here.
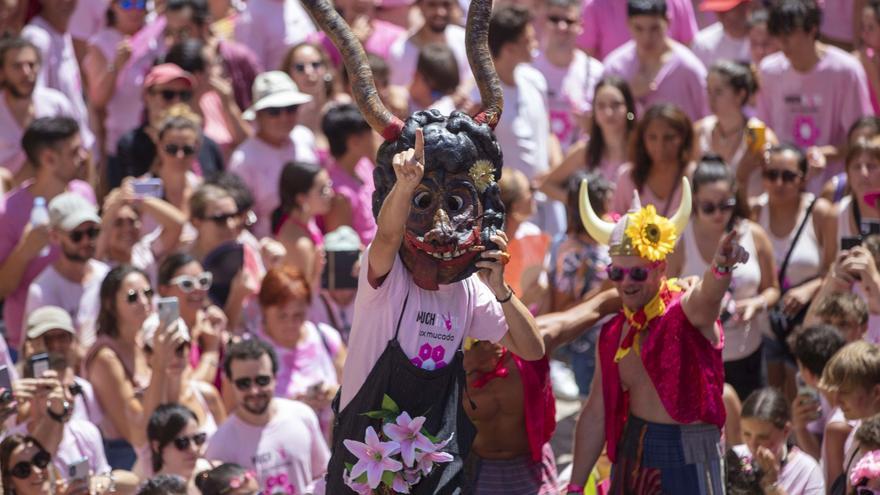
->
[622,287,640,296]
[404,228,482,261]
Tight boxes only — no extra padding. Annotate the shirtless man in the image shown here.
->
[565,178,749,494]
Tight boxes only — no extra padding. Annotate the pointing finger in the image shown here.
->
[414,128,424,163]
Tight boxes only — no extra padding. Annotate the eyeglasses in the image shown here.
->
[154,89,193,102]
[547,15,578,27]
[9,450,51,479]
[293,61,324,73]
[233,375,272,391]
[163,144,197,157]
[699,198,736,215]
[606,264,657,282]
[169,272,213,293]
[172,432,207,451]
[118,0,146,9]
[263,106,298,117]
[762,169,801,183]
[202,212,238,225]
[126,287,154,303]
[69,227,101,243]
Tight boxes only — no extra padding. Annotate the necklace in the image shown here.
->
[715,120,745,144]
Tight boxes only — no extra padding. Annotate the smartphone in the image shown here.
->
[0,366,13,403]
[157,297,180,329]
[68,458,89,482]
[321,250,360,290]
[133,178,164,198]
[841,236,862,251]
[30,353,49,378]
[797,385,821,421]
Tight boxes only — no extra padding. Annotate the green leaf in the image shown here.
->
[381,394,400,414]
[363,411,388,419]
[381,470,396,485]
[345,462,354,470]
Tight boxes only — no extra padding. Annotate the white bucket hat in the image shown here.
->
[242,71,313,120]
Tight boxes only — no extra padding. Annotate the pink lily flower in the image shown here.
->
[344,426,403,488]
[415,436,454,476]
[383,412,435,467]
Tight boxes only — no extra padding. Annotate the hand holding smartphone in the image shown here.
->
[30,353,50,378]
[157,297,180,330]
[68,458,90,482]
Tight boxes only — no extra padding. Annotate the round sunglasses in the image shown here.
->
[698,198,736,215]
[126,287,154,304]
[606,264,657,282]
[169,272,213,293]
[172,432,207,451]
[9,450,51,479]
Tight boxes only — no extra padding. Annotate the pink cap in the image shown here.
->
[699,0,749,12]
[144,63,195,89]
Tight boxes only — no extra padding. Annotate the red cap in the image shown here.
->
[699,0,749,12]
[144,63,195,89]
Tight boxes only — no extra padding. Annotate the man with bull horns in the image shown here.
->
[300,0,544,492]
[565,178,749,494]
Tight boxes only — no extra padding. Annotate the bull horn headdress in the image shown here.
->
[579,178,691,261]
[300,0,504,138]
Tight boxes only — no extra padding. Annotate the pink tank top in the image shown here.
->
[598,291,726,462]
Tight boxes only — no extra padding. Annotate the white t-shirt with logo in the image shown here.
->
[339,246,508,410]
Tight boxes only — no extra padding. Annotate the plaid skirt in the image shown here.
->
[464,443,559,494]
[609,416,724,495]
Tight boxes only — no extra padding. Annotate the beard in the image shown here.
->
[427,19,447,34]
[61,244,93,263]
[242,393,271,415]
[4,80,35,99]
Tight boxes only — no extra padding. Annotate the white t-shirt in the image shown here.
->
[691,22,751,68]
[0,87,76,175]
[24,259,110,349]
[339,246,508,410]
[388,25,473,89]
[204,399,329,495]
[531,50,604,150]
[733,445,825,495]
[233,0,317,71]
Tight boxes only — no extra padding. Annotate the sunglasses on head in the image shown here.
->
[126,287,154,304]
[606,264,657,282]
[69,227,100,243]
[547,15,578,26]
[699,198,736,215]
[263,106,298,117]
[169,272,213,293]
[293,61,323,73]
[118,0,146,9]
[172,432,207,451]
[9,450,51,479]
[762,169,801,183]
[233,375,272,391]
[155,89,193,102]
[163,144,196,157]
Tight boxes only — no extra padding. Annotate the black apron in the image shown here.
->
[326,294,477,494]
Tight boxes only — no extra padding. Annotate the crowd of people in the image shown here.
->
[0,0,879,492]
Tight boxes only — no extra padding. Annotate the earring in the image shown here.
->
[626,112,635,121]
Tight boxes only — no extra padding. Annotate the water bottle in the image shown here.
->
[30,197,50,257]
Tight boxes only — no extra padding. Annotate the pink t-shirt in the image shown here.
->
[531,50,604,150]
[820,0,855,44]
[69,0,109,42]
[388,25,472,88]
[0,87,76,174]
[602,40,709,122]
[201,90,235,157]
[22,17,95,152]
[339,245,508,410]
[11,419,110,478]
[312,19,405,67]
[326,156,377,245]
[234,0,317,71]
[578,0,699,59]
[691,22,751,68]
[204,398,329,495]
[611,162,684,216]
[733,445,825,495]
[756,47,873,189]
[0,181,96,347]
[228,128,318,239]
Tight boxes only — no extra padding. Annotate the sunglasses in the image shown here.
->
[9,450,51,479]
[293,61,324,73]
[202,212,239,225]
[699,198,736,215]
[263,106,298,117]
[126,287,154,303]
[118,0,146,9]
[606,264,657,282]
[547,15,578,27]
[172,432,207,451]
[762,169,801,183]
[163,144,197,157]
[233,375,272,391]
[69,227,101,243]
[169,272,213,293]
[154,89,192,102]
[857,488,880,495]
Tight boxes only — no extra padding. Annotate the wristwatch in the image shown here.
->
[46,400,71,423]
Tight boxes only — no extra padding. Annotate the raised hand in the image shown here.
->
[391,128,425,194]
[476,231,510,297]
[713,229,749,271]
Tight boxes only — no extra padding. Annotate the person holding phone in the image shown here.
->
[667,156,779,402]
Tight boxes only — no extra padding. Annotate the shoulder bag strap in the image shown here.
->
[778,198,817,288]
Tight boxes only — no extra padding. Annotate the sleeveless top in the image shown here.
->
[680,221,765,361]
[756,193,821,289]
[598,291,726,463]
[695,116,765,197]
[83,335,150,441]
[190,381,219,438]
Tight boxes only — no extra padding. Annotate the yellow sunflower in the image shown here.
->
[469,160,495,193]
[624,205,677,261]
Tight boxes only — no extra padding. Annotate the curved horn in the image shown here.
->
[300,0,404,141]
[579,179,614,245]
[466,0,503,128]
[670,177,692,237]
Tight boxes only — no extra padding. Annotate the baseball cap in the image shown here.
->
[324,226,361,252]
[144,63,195,89]
[242,71,313,120]
[699,0,749,12]
[48,193,101,232]
[26,306,75,340]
